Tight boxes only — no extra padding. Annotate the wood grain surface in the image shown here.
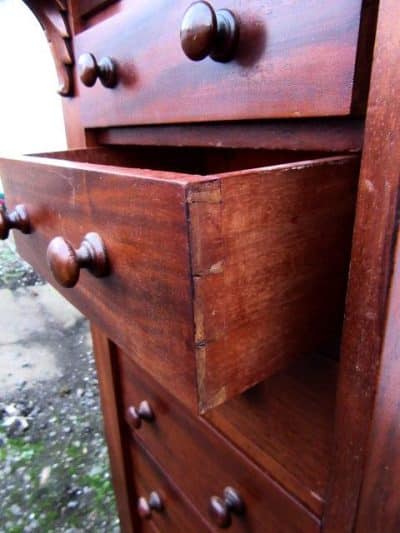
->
[190,156,359,411]
[95,118,364,153]
[324,0,400,530]
[118,349,320,531]
[127,437,210,532]
[207,353,338,516]
[0,148,359,415]
[75,0,366,127]
[0,150,197,411]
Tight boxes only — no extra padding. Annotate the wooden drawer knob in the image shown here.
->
[0,204,30,240]
[78,52,117,88]
[209,487,244,528]
[46,232,108,288]
[180,1,239,62]
[127,401,154,429]
[137,491,163,519]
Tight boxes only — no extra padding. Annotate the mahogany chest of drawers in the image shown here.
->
[2,0,400,531]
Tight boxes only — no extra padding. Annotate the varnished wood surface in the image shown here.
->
[0,148,358,414]
[91,326,137,533]
[206,353,337,516]
[356,229,400,532]
[324,0,400,530]
[190,156,359,411]
[75,0,366,127]
[117,349,320,532]
[77,0,118,20]
[128,438,210,532]
[95,118,364,153]
[0,149,197,411]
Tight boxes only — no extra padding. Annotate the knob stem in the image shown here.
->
[127,401,154,429]
[78,53,117,88]
[47,232,108,288]
[209,487,244,528]
[138,492,163,519]
[0,205,30,240]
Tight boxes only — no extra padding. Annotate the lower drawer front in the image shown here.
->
[117,350,320,532]
[128,439,209,532]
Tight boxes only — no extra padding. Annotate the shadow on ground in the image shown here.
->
[0,241,119,532]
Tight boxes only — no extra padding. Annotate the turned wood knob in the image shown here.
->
[209,487,244,528]
[137,491,163,519]
[127,401,154,429]
[78,52,117,88]
[0,204,30,240]
[180,1,239,62]
[46,232,108,288]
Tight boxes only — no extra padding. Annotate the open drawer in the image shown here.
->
[0,147,358,413]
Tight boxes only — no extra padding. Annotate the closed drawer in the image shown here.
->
[128,438,209,532]
[75,0,367,128]
[0,146,358,413]
[118,349,320,532]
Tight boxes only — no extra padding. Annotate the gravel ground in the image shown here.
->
[0,242,119,533]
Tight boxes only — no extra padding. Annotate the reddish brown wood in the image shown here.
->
[95,118,364,152]
[190,156,358,411]
[126,402,154,430]
[0,149,197,411]
[355,230,400,532]
[209,487,244,528]
[180,2,239,62]
[78,52,117,88]
[207,353,337,516]
[118,350,321,532]
[77,0,118,19]
[90,326,137,533]
[47,232,108,288]
[0,148,358,414]
[324,0,400,530]
[0,204,31,240]
[75,0,366,128]
[128,437,212,532]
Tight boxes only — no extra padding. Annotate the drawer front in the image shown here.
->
[0,148,358,415]
[0,150,198,412]
[117,350,320,532]
[128,439,210,532]
[76,0,365,128]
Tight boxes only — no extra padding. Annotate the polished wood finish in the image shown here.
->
[47,232,108,288]
[78,52,117,88]
[77,0,118,19]
[22,0,74,96]
[5,1,400,530]
[207,353,337,516]
[90,326,136,533]
[180,2,239,62]
[0,148,358,413]
[126,402,154,430]
[324,0,400,530]
[0,204,30,240]
[137,491,163,520]
[209,487,244,528]
[95,118,364,153]
[75,0,366,128]
[118,349,320,531]
[128,438,211,532]
[190,155,358,411]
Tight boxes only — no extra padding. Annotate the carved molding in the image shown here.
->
[23,0,74,96]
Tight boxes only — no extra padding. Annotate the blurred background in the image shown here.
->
[0,1,118,531]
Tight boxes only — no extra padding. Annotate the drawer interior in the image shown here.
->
[35,145,329,176]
